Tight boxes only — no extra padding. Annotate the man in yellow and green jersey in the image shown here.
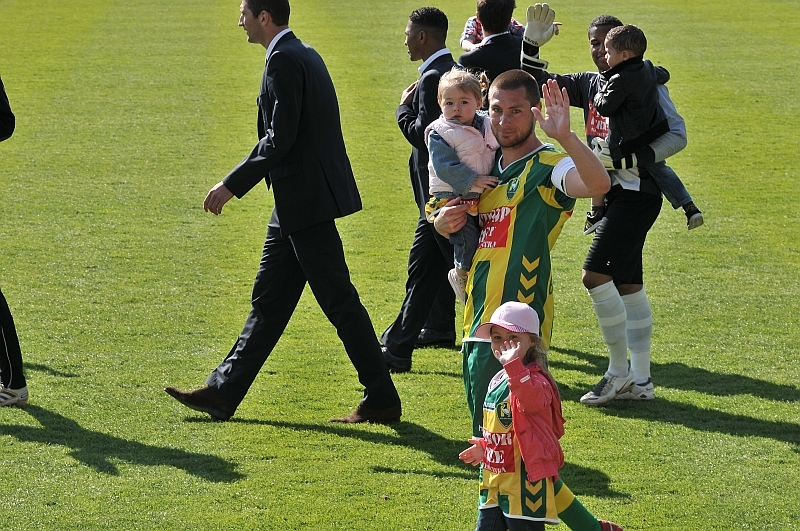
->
[436,68,621,531]
[435,70,608,436]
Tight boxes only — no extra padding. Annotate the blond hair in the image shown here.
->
[437,67,485,105]
[522,333,560,400]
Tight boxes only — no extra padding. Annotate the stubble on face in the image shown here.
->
[489,89,536,151]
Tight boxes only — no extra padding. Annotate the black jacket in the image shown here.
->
[458,33,523,86]
[594,56,670,159]
[222,32,361,235]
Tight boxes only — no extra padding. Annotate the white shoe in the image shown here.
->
[616,379,655,400]
[448,268,467,305]
[0,386,29,407]
[580,373,635,406]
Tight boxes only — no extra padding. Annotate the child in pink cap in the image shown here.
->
[459,301,565,530]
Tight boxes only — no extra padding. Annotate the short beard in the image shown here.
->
[493,119,535,150]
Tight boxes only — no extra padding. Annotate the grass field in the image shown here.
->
[1,0,798,529]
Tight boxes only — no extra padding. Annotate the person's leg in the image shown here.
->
[644,160,690,209]
[449,216,479,305]
[0,287,26,390]
[455,214,479,272]
[554,478,603,531]
[418,283,457,344]
[475,507,509,531]
[505,516,544,531]
[292,220,400,410]
[646,161,703,229]
[616,285,655,400]
[581,188,661,405]
[586,280,629,377]
[381,216,453,359]
[206,218,307,408]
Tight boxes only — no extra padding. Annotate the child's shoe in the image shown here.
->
[448,268,467,305]
[683,202,704,230]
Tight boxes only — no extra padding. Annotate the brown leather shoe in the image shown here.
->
[164,386,236,421]
[329,403,402,424]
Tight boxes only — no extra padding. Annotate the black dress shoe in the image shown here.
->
[164,386,237,421]
[329,403,402,424]
[381,345,412,373]
[415,328,456,348]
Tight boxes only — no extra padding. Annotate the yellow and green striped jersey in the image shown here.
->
[464,145,575,351]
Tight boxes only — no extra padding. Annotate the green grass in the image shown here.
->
[1,0,798,529]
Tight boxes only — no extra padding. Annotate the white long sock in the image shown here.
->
[622,287,653,384]
[588,281,629,377]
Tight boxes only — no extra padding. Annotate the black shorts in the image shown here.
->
[583,186,662,285]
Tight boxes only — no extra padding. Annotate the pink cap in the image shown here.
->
[475,301,540,339]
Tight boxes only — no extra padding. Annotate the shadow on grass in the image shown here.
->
[550,345,800,402]
[0,405,244,482]
[247,419,626,498]
[602,398,800,450]
[551,346,800,450]
[25,362,79,378]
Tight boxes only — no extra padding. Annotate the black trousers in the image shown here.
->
[380,215,455,359]
[206,213,400,411]
[0,287,26,389]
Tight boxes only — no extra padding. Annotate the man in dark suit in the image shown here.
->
[458,0,523,94]
[380,7,458,373]
[0,74,29,408]
[165,0,401,424]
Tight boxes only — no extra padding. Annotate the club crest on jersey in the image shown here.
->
[506,177,520,200]
[496,400,512,428]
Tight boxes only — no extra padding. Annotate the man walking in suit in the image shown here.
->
[458,0,523,90]
[165,0,401,424]
[380,7,459,373]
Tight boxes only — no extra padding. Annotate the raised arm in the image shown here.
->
[534,79,610,198]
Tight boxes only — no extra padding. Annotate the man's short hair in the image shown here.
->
[246,0,290,26]
[606,24,647,58]
[409,7,448,43]
[490,69,540,107]
[588,14,623,32]
[476,0,516,35]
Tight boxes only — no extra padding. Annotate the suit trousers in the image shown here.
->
[0,287,26,389]
[381,215,455,359]
[206,215,400,411]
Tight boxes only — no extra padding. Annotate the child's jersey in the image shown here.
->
[478,369,559,524]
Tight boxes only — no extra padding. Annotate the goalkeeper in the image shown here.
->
[521,5,688,405]
[521,5,703,232]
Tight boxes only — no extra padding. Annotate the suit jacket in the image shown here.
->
[396,52,457,211]
[458,33,523,86]
[0,75,15,142]
[222,32,361,235]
